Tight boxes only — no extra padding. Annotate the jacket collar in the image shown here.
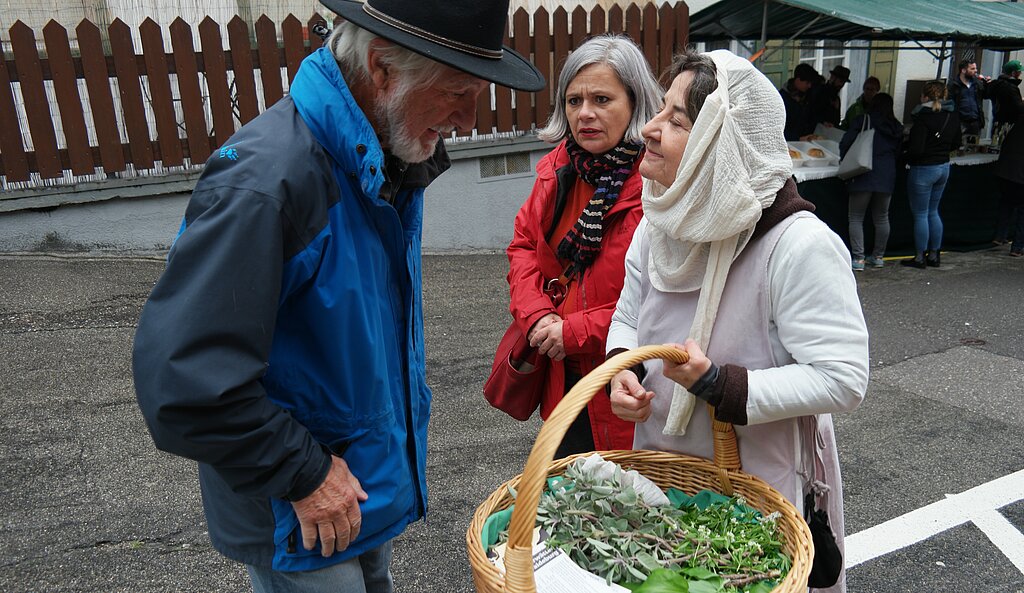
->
[751,178,815,242]
[288,48,449,197]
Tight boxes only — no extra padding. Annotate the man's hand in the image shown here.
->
[291,456,368,557]
[610,370,655,422]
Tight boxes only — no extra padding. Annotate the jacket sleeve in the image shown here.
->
[561,206,643,356]
[745,218,869,425]
[907,118,927,160]
[507,174,559,335]
[133,187,330,501]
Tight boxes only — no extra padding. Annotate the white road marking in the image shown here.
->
[845,468,1024,569]
[973,508,1024,574]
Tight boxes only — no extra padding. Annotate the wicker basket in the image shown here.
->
[466,345,813,593]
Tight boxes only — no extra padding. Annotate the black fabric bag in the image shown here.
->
[805,491,843,588]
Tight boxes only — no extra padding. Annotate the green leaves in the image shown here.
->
[495,458,790,591]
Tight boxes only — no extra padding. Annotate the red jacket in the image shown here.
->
[506,140,643,450]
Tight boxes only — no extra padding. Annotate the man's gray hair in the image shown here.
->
[327,20,448,92]
[538,34,663,144]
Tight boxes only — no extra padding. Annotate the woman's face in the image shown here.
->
[565,63,633,155]
[639,71,695,188]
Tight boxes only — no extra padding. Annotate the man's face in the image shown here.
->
[376,65,489,163]
[794,77,813,93]
[829,75,847,90]
[963,63,978,79]
[1013,70,1022,80]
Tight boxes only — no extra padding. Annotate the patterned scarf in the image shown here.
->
[557,136,644,273]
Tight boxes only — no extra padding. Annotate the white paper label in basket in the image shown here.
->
[532,547,629,593]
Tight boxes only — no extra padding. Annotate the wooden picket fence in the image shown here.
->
[0,3,689,188]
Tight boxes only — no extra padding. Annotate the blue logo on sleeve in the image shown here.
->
[219,142,240,161]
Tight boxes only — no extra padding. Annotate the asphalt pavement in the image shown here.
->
[1,245,1022,593]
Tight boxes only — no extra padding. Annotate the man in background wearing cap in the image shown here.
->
[948,59,990,136]
[810,64,851,129]
[988,59,1023,129]
[132,1,542,591]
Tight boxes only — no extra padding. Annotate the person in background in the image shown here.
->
[988,59,1023,131]
[780,62,820,141]
[988,60,1023,251]
[947,59,989,137]
[131,1,543,592]
[902,81,961,269]
[840,93,902,271]
[810,65,851,128]
[505,34,662,457]
[608,49,868,593]
[993,102,1024,257]
[840,76,881,130]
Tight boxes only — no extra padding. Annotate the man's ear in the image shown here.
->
[366,39,393,92]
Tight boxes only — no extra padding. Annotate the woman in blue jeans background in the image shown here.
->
[902,81,962,268]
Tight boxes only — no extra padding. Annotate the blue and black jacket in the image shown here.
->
[133,48,446,571]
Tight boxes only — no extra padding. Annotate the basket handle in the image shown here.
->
[502,345,742,593]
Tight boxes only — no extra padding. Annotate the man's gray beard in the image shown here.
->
[375,87,437,164]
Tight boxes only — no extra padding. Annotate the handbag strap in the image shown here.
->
[935,112,951,139]
[543,262,576,305]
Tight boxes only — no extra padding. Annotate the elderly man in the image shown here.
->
[132,0,542,591]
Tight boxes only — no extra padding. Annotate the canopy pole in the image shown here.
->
[760,0,769,51]
[757,14,824,64]
[936,38,947,79]
[747,0,771,62]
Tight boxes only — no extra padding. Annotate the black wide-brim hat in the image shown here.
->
[319,0,545,91]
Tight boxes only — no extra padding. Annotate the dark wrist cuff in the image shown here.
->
[689,362,720,402]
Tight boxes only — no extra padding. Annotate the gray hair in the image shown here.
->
[327,20,448,92]
[537,34,662,144]
[664,50,718,122]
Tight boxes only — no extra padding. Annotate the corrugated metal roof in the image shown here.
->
[689,0,1024,48]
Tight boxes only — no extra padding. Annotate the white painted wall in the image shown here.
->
[0,145,551,253]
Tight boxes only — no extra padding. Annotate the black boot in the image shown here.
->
[901,253,927,269]
[925,250,941,267]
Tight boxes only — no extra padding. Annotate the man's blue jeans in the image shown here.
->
[247,542,394,593]
[906,162,951,254]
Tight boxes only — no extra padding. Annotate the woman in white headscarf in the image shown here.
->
[606,50,869,593]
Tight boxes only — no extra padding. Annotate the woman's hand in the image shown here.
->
[527,313,561,344]
[531,320,565,360]
[610,370,655,422]
[661,340,712,391]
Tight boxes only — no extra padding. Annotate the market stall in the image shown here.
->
[792,149,1001,254]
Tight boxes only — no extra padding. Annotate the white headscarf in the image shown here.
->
[642,50,793,436]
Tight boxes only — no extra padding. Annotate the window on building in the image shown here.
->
[800,40,853,109]
[479,152,531,180]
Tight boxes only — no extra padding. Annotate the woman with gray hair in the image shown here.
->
[607,49,869,592]
[503,34,661,456]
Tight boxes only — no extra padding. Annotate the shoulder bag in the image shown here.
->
[483,265,573,421]
[837,114,874,180]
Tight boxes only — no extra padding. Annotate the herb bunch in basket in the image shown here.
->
[500,456,791,592]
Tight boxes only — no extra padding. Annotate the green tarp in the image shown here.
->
[689,0,1024,48]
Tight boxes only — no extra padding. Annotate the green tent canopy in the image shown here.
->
[689,0,1024,49]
